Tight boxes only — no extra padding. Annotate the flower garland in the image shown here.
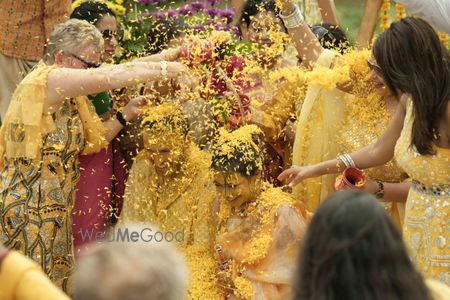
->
[380,0,391,31]
[439,32,449,48]
[395,2,406,20]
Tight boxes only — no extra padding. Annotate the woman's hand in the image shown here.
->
[355,178,380,194]
[122,96,150,122]
[278,165,319,187]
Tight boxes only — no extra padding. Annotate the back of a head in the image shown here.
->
[312,23,349,54]
[293,191,431,300]
[373,17,450,156]
[241,0,281,28]
[71,1,116,25]
[74,224,187,300]
[147,18,186,55]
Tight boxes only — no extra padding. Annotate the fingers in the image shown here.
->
[277,168,297,182]
[288,174,304,188]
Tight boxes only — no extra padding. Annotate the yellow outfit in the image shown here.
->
[426,279,450,299]
[395,98,450,285]
[291,49,350,211]
[121,143,219,299]
[218,187,310,300]
[338,88,408,228]
[0,251,70,300]
[291,50,408,228]
[121,143,215,248]
[0,64,106,293]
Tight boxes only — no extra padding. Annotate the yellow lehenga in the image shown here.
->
[0,64,107,293]
[394,98,450,285]
[217,187,310,300]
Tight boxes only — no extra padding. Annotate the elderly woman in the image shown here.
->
[0,19,185,293]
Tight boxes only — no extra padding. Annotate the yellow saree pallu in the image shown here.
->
[291,49,350,211]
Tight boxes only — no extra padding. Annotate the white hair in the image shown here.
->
[44,19,104,64]
[74,223,188,300]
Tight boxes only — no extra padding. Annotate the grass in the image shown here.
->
[334,0,366,44]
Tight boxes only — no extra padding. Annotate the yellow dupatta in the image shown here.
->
[0,64,107,168]
[291,50,353,211]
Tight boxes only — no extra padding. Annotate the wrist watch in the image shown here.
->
[116,111,127,126]
[374,181,385,199]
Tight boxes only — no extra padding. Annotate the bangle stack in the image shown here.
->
[338,154,356,168]
[279,5,305,29]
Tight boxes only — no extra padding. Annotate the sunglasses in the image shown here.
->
[69,53,101,69]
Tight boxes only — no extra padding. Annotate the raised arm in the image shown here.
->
[279,95,408,187]
[46,61,185,107]
[318,0,339,25]
[277,0,324,67]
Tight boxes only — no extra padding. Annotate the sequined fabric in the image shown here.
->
[395,99,450,285]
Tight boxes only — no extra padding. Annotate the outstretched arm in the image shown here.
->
[279,95,408,187]
[46,61,186,108]
[277,0,324,67]
[318,0,339,25]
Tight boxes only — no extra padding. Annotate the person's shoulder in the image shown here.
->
[425,279,450,300]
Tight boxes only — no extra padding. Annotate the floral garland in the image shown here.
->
[439,32,449,48]
[395,2,406,20]
[380,0,391,31]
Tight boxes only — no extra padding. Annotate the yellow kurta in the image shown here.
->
[121,143,220,299]
[394,99,450,285]
[121,143,216,248]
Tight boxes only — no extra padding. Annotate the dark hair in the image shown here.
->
[241,0,285,31]
[373,17,450,155]
[71,1,116,25]
[147,18,186,55]
[211,142,262,177]
[312,23,349,54]
[293,190,432,300]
